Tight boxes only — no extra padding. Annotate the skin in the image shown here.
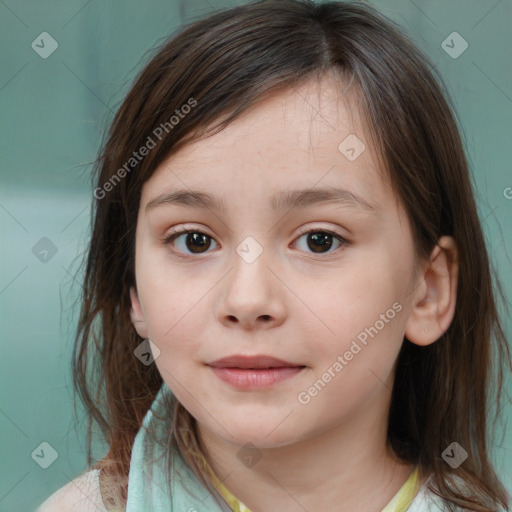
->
[130,76,459,512]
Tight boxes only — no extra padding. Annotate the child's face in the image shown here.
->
[130,77,424,448]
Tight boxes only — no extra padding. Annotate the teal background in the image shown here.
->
[0,0,511,510]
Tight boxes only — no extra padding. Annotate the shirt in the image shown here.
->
[36,465,448,511]
[36,382,461,512]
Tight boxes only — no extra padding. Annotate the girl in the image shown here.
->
[38,0,511,510]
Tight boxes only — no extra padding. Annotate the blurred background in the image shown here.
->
[0,0,511,510]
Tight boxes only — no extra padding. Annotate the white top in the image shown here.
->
[37,470,108,512]
[36,468,453,512]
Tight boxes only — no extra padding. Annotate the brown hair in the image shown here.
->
[72,0,511,510]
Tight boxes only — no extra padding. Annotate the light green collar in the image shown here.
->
[125,382,423,512]
[125,382,231,511]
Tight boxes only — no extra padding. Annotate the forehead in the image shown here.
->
[140,76,390,212]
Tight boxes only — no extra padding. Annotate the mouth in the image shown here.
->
[207,354,304,369]
[206,355,306,389]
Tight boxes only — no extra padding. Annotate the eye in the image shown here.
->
[163,227,218,255]
[293,227,349,255]
[163,226,349,257]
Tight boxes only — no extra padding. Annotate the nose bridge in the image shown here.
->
[231,234,273,298]
[235,235,266,267]
[218,234,285,327]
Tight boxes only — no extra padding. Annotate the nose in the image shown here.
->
[215,246,286,330]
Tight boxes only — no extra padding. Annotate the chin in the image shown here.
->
[217,419,304,450]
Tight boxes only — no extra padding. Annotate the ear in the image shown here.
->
[404,236,459,346]
[130,286,148,339]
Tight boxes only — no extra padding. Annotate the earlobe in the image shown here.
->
[404,236,459,346]
[130,286,148,339]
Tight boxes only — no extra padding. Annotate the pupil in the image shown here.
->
[187,233,210,253]
[183,232,333,254]
[308,232,332,253]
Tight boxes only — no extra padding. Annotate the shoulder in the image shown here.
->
[407,480,447,511]
[408,473,508,512]
[36,469,108,512]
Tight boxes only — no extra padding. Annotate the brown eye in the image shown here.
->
[163,227,348,258]
[164,230,218,254]
[294,229,348,255]
[306,232,334,253]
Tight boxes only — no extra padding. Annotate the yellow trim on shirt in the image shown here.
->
[214,480,252,512]
[203,455,421,512]
[381,466,422,512]
[200,455,251,512]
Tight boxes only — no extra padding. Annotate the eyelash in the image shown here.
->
[162,225,350,258]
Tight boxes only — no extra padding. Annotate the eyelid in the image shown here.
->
[164,223,349,239]
[165,224,211,238]
[294,224,349,240]
[163,224,350,256]
[162,224,215,247]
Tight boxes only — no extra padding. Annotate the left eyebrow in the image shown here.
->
[269,186,378,213]
[145,185,379,214]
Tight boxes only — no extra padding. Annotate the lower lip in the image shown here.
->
[209,366,304,389]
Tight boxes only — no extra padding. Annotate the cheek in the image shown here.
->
[135,239,204,330]
[301,295,405,421]
[301,262,407,397]
[307,262,401,341]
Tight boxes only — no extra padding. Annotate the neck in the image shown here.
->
[196,382,417,512]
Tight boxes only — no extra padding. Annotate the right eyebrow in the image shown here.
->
[145,190,228,214]
[144,185,379,215]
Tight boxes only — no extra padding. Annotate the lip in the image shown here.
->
[207,355,301,369]
[206,355,306,390]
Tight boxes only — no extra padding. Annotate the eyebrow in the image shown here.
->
[145,185,378,214]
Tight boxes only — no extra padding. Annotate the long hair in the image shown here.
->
[72,1,511,510]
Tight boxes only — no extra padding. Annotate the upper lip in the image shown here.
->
[207,355,303,369]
